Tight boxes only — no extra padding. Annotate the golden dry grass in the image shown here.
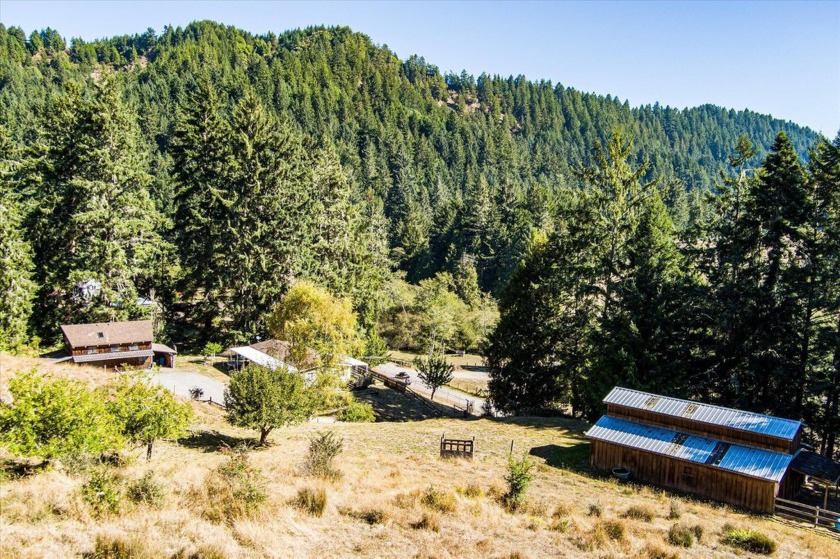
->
[1,355,838,558]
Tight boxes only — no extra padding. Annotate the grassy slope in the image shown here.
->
[0,354,837,559]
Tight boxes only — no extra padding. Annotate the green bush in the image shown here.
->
[339,400,376,422]
[420,485,457,513]
[623,504,655,521]
[721,524,776,555]
[305,431,343,479]
[82,467,124,517]
[128,470,165,508]
[202,342,223,362]
[293,486,327,517]
[0,370,123,460]
[504,452,535,510]
[668,523,694,547]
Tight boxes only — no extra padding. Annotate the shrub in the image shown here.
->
[721,524,776,555]
[668,523,694,547]
[553,503,572,517]
[588,502,603,517]
[200,449,267,522]
[128,470,165,507]
[304,431,343,479]
[342,507,386,525]
[504,452,535,510]
[189,386,205,400]
[592,519,626,544]
[202,342,223,363]
[691,524,704,541]
[455,482,484,498]
[549,517,573,532]
[293,486,327,517]
[623,504,655,521]
[410,511,441,532]
[82,467,124,517]
[639,544,679,559]
[0,370,123,460]
[339,400,375,422]
[421,485,457,513]
[92,534,155,558]
[172,546,229,559]
[668,499,683,519]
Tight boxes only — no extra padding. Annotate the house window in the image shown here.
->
[129,344,139,351]
[87,347,97,355]
[111,345,121,353]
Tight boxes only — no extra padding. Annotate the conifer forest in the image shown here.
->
[1,22,838,457]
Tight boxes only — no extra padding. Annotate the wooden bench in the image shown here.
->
[440,434,474,459]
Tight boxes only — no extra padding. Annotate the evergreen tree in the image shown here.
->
[0,130,36,350]
[26,78,165,337]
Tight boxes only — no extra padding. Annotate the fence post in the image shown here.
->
[815,506,820,528]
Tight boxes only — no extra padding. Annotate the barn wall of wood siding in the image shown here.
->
[606,404,798,453]
[590,440,778,513]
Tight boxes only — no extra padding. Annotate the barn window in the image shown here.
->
[682,466,695,484]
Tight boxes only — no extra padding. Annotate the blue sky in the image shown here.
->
[2,1,838,135]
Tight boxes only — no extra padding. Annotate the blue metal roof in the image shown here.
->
[603,387,802,441]
[585,416,793,483]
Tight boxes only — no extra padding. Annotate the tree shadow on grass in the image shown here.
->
[529,441,592,473]
[178,429,256,453]
[353,384,459,422]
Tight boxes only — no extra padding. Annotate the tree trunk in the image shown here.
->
[146,441,153,461]
[824,317,840,458]
[259,427,271,446]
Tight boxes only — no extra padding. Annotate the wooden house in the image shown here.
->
[61,320,177,369]
[586,387,805,513]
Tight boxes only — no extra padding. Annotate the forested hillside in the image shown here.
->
[0,22,819,296]
[1,21,837,455]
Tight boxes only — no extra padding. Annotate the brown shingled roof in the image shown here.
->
[61,320,154,348]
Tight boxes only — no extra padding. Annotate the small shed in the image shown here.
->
[152,343,177,368]
[788,450,840,509]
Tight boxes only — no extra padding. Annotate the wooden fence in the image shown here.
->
[774,497,840,536]
[440,434,474,459]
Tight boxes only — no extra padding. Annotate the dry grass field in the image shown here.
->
[1,354,838,559]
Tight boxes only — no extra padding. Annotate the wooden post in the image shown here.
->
[824,483,829,510]
[509,440,514,456]
[815,506,820,527]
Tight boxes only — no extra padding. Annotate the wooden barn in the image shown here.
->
[585,387,804,513]
[61,320,177,369]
